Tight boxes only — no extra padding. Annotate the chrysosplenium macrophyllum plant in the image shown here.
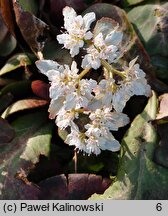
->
[36,6,151,155]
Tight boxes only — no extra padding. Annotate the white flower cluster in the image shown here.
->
[36,6,151,155]
[57,7,96,57]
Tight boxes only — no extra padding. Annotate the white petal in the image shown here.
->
[83,53,101,69]
[107,112,130,130]
[48,97,64,119]
[94,33,104,47]
[71,61,79,74]
[65,128,86,152]
[99,135,121,152]
[56,110,76,129]
[81,55,90,69]
[36,60,60,75]
[47,69,60,82]
[84,31,93,40]
[129,56,138,69]
[90,58,101,69]
[83,12,96,30]
[57,33,70,45]
[64,93,76,110]
[63,6,77,18]
[63,6,77,30]
[70,43,82,57]
[74,15,83,28]
[105,31,123,46]
[132,80,151,96]
[113,88,131,112]
[87,99,102,111]
[86,138,101,155]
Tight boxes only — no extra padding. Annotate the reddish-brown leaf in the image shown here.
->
[67,174,111,199]
[31,80,49,100]
[0,0,16,36]
[12,0,49,54]
[39,174,68,200]
[39,174,111,200]
[3,175,40,199]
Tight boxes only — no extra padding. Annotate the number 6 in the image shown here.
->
[156,203,162,211]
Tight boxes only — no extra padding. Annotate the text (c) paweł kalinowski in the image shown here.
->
[20,202,104,212]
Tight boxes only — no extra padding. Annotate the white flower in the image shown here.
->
[82,29,123,69]
[57,6,96,57]
[64,91,89,110]
[64,78,97,110]
[85,107,129,133]
[36,16,152,156]
[93,32,120,63]
[56,109,79,130]
[82,45,101,69]
[93,78,114,107]
[63,106,128,155]
[83,107,129,155]
[85,136,101,155]
[85,132,121,155]
[36,60,81,116]
[37,60,79,101]
[125,60,151,97]
[112,87,132,113]
[65,127,87,152]
[79,79,97,101]
[113,57,151,112]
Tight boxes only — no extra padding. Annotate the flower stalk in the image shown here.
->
[101,59,126,79]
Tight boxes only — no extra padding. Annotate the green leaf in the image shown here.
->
[0,93,13,114]
[122,0,146,7]
[0,111,53,199]
[19,124,52,164]
[19,0,39,15]
[127,2,168,81]
[0,80,32,99]
[0,117,15,144]
[155,124,168,168]
[90,92,168,200]
[151,56,168,82]
[0,34,17,57]
[0,78,16,87]
[43,40,73,65]
[0,53,31,76]
[1,98,48,119]
[153,94,168,168]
